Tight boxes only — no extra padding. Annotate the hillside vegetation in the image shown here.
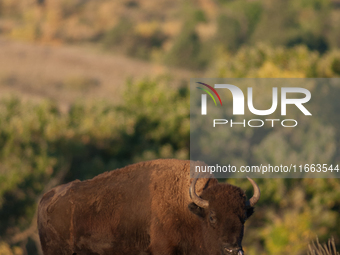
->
[1,0,340,70]
[0,0,340,255]
[0,48,340,255]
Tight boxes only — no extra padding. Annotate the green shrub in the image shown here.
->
[0,77,189,245]
[164,21,209,70]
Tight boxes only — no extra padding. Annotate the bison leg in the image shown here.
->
[39,225,74,255]
[147,245,173,255]
[40,243,73,255]
[147,245,181,255]
[147,234,181,255]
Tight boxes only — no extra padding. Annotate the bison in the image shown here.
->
[37,159,260,255]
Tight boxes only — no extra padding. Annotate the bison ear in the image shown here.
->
[246,207,254,219]
[188,203,205,218]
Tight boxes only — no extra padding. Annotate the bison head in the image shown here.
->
[188,177,260,255]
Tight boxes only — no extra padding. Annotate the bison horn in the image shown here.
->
[189,177,209,209]
[246,177,261,207]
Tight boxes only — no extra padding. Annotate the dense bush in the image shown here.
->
[210,44,340,78]
[103,18,167,60]
[1,0,340,70]
[0,68,340,255]
[0,77,189,254]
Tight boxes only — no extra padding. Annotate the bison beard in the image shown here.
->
[37,159,260,255]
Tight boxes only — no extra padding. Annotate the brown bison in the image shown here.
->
[37,159,260,255]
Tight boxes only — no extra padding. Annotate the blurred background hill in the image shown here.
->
[1,0,340,71]
[0,0,340,255]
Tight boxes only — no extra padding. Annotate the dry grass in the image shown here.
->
[308,238,339,255]
[0,37,192,111]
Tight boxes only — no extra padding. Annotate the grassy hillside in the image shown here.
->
[0,37,191,109]
[1,0,340,70]
[0,45,340,255]
[0,1,340,255]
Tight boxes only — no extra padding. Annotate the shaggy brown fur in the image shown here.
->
[37,159,256,255]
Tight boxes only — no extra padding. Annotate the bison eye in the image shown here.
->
[209,211,217,224]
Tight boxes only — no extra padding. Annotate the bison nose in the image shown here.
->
[223,247,233,254]
[223,247,243,255]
